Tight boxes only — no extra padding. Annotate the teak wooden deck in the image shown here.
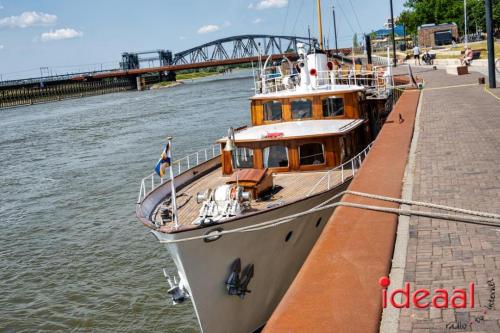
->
[154,167,347,228]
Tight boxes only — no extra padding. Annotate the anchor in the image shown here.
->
[225,258,254,299]
[163,268,190,305]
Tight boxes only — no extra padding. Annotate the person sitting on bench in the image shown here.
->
[461,47,473,66]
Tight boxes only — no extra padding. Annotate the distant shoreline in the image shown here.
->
[149,71,222,90]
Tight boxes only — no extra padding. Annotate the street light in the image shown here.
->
[389,0,397,67]
[485,0,496,88]
[464,0,468,47]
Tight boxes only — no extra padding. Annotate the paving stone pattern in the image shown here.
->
[398,69,500,333]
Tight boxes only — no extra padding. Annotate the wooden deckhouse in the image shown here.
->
[219,86,371,176]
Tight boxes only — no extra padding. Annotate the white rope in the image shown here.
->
[344,190,500,219]
[157,191,500,244]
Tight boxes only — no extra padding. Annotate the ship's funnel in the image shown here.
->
[307,52,328,87]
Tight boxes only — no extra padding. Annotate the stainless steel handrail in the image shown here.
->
[255,68,389,95]
[137,144,221,203]
[306,142,373,197]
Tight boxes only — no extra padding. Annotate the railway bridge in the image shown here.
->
[0,34,353,108]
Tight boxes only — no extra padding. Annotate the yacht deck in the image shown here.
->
[155,167,348,231]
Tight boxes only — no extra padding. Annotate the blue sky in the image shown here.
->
[0,0,405,80]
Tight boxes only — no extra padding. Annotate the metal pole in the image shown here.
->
[403,24,407,50]
[166,138,179,228]
[464,0,468,47]
[308,25,312,49]
[389,0,397,67]
[485,0,496,88]
[365,35,372,64]
[317,0,324,50]
[332,5,339,54]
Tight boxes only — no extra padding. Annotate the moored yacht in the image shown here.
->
[136,41,395,332]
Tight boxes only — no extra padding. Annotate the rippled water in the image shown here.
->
[0,72,253,332]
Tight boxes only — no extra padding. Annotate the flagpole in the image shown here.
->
[167,137,179,228]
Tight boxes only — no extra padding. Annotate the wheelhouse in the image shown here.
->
[218,87,371,176]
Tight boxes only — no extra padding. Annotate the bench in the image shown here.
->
[460,50,482,60]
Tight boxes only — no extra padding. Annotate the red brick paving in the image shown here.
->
[398,69,500,333]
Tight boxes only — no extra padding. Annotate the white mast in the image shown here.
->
[167,137,179,228]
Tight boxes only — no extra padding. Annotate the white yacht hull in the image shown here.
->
[153,181,350,333]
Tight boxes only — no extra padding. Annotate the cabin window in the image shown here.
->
[263,100,282,121]
[299,143,325,165]
[232,147,254,168]
[291,99,312,119]
[322,97,344,117]
[263,145,289,168]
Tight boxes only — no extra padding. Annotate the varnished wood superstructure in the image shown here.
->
[219,87,371,176]
[250,90,362,124]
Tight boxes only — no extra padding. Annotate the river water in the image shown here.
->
[0,72,253,332]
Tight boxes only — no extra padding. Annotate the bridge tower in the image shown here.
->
[120,53,140,70]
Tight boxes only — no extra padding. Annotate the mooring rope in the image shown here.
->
[157,190,500,244]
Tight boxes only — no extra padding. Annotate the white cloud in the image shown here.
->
[179,36,186,40]
[249,0,288,10]
[252,18,263,24]
[0,11,57,28]
[0,44,4,50]
[40,28,82,42]
[0,4,4,10]
[197,24,220,34]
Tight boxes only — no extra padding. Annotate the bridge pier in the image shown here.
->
[136,76,143,91]
[166,71,176,81]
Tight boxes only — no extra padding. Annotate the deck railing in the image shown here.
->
[137,144,221,204]
[256,67,391,96]
[307,142,374,197]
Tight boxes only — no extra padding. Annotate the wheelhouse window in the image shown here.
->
[263,100,282,121]
[299,143,325,165]
[291,98,312,119]
[263,145,288,168]
[232,147,254,168]
[322,97,344,117]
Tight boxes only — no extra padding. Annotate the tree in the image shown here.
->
[399,0,500,36]
[352,33,359,48]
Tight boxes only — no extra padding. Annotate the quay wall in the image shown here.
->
[263,88,421,332]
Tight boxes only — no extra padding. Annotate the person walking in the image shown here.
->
[412,44,421,65]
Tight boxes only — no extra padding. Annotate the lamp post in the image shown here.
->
[485,0,496,88]
[464,0,468,46]
[389,0,397,67]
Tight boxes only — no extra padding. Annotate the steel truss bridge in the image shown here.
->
[2,34,337,87]
[120,34,318,70]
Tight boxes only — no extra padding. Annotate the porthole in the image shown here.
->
[316,217,322,228]
[285,231,293,242]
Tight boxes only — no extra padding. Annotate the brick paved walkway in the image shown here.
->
[398,69,500,332]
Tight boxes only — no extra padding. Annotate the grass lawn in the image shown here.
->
[430,41,499,59]
[157,81,178,87]
[176,71,219,80]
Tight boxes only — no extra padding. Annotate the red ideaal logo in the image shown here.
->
[379,276,475,309]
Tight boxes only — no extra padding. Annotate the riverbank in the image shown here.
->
[148,71,222,90]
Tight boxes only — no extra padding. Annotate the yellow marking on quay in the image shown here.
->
[422,83,479,91]
[483,86,500,102]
